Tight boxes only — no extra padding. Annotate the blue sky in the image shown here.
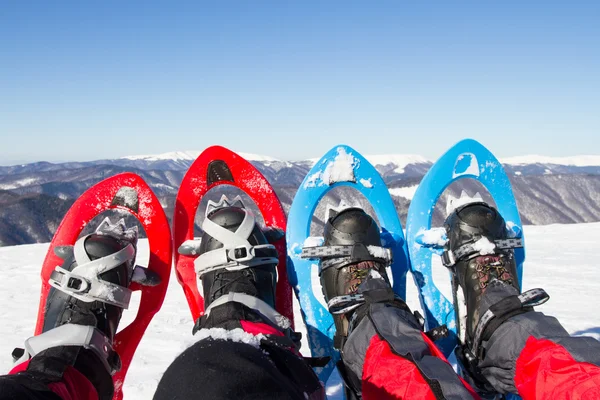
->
[1,1,599,164]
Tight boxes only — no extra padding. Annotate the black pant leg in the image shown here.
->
[0,374,62,400]
[154,338,320,400]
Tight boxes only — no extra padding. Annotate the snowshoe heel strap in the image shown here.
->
[204,292,291,331]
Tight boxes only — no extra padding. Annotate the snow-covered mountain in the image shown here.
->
[0,151,599,245]
[500,155,600,167]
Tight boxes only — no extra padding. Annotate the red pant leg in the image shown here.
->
[362,334,479,400]
[516,336,600,400]
[10,360,98,400]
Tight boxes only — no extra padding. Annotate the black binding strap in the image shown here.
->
[471,288,549,358]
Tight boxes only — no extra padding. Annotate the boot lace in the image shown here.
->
[347,261,381,294]
[474,254,514,290]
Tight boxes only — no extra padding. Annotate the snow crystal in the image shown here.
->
[95,283,117,303]
[369,269,383,280]
[326,383,344,397]
[472,237,496,255]
[417,228,448,247]
[303,147,358,188]
[367,245,389,259]
[193,328,265,349]
[135,186,157,226]
[114,187,139,209]
[303,171,323,189]
[359,178,373,188]
[132,267,148,282]
[244,176,272,196]
[506,221,520,238]
[485,160,498,170]
[303,236,324,247]
[322,148,357,184]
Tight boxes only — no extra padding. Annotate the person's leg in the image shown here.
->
[155,201,323,400]
[474,282,600,399]
[340,276,479,400]
[154,302,322,400]
[1,355,99,400]
[309,208,478,399]
[445,202,600,399]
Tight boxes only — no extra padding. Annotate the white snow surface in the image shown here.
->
[1,223,600,399]
[359,178,373,188]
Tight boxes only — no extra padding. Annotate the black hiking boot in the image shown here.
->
[22,219,143,400]
[444,202,520,342]
[43,231,137,341]
[316,208,402,348]
[181,200,289,335]
[197,206,278,310]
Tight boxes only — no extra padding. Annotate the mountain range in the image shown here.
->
[1,150,599,246]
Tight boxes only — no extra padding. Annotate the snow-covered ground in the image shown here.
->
[1,223,599,399]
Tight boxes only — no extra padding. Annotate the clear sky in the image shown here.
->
[1,1,599,164]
